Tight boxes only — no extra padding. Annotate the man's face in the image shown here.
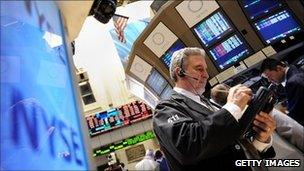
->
[262,67,285,84]
[184,55,209,95]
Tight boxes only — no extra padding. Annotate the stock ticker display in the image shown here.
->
[93,130,156,157]
[86,101,152,136]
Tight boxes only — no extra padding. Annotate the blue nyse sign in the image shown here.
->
[0,1,90,170]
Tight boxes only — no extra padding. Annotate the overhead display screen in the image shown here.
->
[161,40,185,69]
[209,34,252,70]
[146,69,168,96]
[239,0,283,20]
[193,11,233,47]
[160,85,173,100]
[86,101,152,136]
[254,10,302,44]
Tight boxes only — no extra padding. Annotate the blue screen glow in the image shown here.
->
[160,85,173,100]
[161,40,185,69]
[209,34,251,70]
[254,10,302,44]
[147,69,168,96]
[193,11,233,47]
[1,1,90,170]
[240,0,283,19]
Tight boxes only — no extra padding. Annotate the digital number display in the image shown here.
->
[161,40,185,68]
[86,101,152,136]
[209,34,252,70]
[240,0,283,20]
[93,131,156,157]
[193,11,233,47]
[254,10,302,44]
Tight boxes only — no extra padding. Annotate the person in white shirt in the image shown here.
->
[135,149,159,171]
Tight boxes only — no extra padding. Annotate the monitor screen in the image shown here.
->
[87,101,152,136]
[209,34,252,70]
[146,69,168,95]
[254,10,302,44]
[239,0,283,20]
[193,11,233,47]
[161,40,185,69]
[160,85,173,99]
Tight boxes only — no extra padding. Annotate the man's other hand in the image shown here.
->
[253,112,276,143]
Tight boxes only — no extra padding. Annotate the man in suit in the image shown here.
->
[153,47,276,171]
[211,83,304,152]
[260,58,304,125]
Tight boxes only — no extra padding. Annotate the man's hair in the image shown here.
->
[210,84,230,106]
[170,47,206,82]
[154,150,163,159]
[260,58,286,73]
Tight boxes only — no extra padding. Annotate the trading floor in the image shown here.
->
[1,1,303,171]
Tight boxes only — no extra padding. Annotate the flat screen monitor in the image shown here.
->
[87,101,153,136]
[208,34,252,71]
[161,40,185,69]
[239,0,284,20]
[1,1,91,170]
[192,11,233,47]
[253,10,302,44]
[160,85,173,99]
[146,69,168,96]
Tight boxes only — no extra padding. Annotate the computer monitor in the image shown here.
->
[239,0,284,20]
[253,9,303,44]
[161,39,185,69]
[208,34,252,71]
[192,10,234,48]
[146,69,168,96]
[160,85,173,99]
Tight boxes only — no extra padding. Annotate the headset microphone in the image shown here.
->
[184,72,199,80]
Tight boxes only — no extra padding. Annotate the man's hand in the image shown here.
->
[253,112,276,143]
[227,84,253,111]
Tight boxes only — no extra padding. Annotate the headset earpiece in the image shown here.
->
[178,68,186,77]
[178,57,186,77]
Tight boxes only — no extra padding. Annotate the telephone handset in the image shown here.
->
[239,84,277,138]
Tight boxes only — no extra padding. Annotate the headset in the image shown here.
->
[177,57,186,77]
[177,57,199,80]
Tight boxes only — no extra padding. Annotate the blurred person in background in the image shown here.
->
[154,150,169,171]
[135,149,159,171]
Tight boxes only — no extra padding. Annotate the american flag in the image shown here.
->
[112,14,129,43]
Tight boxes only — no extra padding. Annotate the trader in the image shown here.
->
[260,58,304,125]
[153,47,276,171]
[211,83,304,152]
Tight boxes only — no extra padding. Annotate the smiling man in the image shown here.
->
[153,47,276,171]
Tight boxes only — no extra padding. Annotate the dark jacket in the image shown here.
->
[285,65,304,125]
[153,91,275,171]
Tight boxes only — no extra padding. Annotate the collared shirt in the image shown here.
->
[174,87,242,120]
[281,66,290,87]
[173,87,272,152]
